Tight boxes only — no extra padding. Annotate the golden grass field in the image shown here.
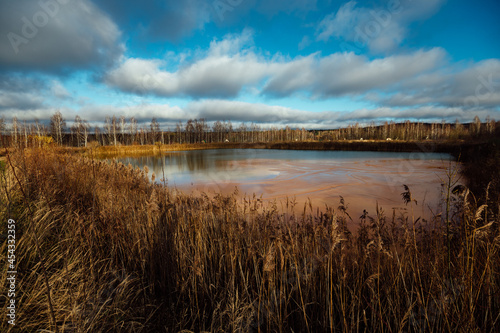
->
[1,145,499,332]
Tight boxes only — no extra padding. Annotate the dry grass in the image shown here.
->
[88,143,250,158]
[1,147,499,332]
[85,140,470,160]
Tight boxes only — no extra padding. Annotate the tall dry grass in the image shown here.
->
[1,147,499,332]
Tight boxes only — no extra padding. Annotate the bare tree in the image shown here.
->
[71,116,81,147]
[174,121,182,144]
[194,118,205,143]
[105,115,120,146]
[239,123,247,143]
[50,111,66,145]
[226,120,233,142]
[129,117,138,144]
[473,115,481,136]
[213,120,222,143]
[139,127,146,145]
[81,119,89,147]
[185,119,194,144]
[33,119,43,147]
[150,118,160,144]
[120,116,126,144]
[94,126,102,146]
[104,116,111,145]
[72,116,90,147]
[485,116,495,134]
[0,117,5,147]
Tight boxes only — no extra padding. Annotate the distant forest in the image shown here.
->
[0,112,497,148]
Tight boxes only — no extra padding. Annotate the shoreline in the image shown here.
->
[89,139,480,160]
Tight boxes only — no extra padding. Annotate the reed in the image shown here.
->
[83,140,474,160]
[1,146,499,332]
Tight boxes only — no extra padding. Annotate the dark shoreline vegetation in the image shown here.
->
[1,123,500,331]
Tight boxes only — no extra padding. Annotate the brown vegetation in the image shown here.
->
[86,140,475,160]
[1,146,499,332]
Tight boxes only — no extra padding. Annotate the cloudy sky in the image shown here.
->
[1,0,499,129]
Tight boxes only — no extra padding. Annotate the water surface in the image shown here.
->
[115,149,456,217]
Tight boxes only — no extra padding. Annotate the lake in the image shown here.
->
[114,149,457,219]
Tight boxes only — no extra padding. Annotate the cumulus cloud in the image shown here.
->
[77,104,185,122]
[51,80,71,99]
[102,26,500,118]
[105,31,274,98]
[298,36,312,50]
[0,75,68,116]
[3,96,499,131]
[185,100,499,127]
[104,29,500,113]
[316,0,445,53]
[0,74,46,111]
[0,0,124,73]
[263,48,447,97]
[0,91,45,111]
[371,59,500,109]
[104,55,271,99]
[316,1,360,43]
[0,73,45,92]
[186,99,335,125]
[105,30,451,101]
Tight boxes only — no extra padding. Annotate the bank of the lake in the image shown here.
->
[90,140,477,158]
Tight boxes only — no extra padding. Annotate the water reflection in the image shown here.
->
[112,149,456,218]
[115,149,277,186]
[114,149,453,188]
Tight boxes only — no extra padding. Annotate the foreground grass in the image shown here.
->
[1,147,499,332]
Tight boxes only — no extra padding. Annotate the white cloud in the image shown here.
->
[186,99,335,125]
[207,29,254,57]
[0,75,70,112]
[316,1,360,42]
[372,59,500,108]
[77,104,185,122]
[0,91,44,111]
[263,48,447,97]
[103,29,500,114]
[105,31,450,101]
[2,97,499,131]
[105,31,273,98]
[185,100,500,127]
[316,0,445,54]
[298,36,312,50]
[0,0,124,72]
[51,80,71,99]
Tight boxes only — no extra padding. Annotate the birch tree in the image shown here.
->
[50,111,66,145]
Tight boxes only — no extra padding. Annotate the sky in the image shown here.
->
[0,0,499,129]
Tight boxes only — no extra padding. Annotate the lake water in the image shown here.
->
[114,149,456,219]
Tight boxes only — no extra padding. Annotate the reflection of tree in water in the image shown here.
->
[185,151,210,173]
[118,150,267,185]
[138,151,236,182]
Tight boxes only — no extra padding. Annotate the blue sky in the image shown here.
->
[0,0,499,129]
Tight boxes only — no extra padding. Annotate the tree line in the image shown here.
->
[0,112,497,148]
